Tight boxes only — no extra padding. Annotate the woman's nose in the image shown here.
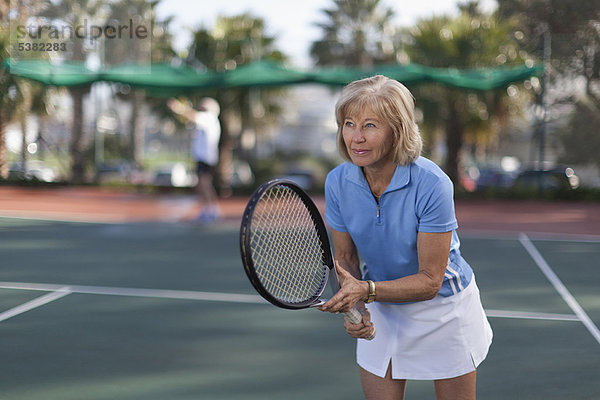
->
[353,129,366,143]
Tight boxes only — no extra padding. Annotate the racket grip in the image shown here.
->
[343,307,376,341]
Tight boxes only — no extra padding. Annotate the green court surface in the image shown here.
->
[1,217,599,399]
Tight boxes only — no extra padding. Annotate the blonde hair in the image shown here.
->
[334,75,422,166]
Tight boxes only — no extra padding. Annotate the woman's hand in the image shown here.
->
[319,262,376,339]
[319,261,369,313]
[344,307,375,339]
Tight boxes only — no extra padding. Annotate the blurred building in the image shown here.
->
[270,85,339,159]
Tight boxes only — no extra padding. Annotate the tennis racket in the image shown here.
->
[240,179,375,340]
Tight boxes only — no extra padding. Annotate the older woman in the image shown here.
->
[319,75,492,400]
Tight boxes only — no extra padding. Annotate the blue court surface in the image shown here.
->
[1,216,599,399]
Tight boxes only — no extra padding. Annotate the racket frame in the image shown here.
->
[240,179,375,340]
[240,179,334,310]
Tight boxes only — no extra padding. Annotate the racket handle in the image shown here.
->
[343,307,376,341]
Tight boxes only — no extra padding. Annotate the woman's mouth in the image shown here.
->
[352,148,369,156]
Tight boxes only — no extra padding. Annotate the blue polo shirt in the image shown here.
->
[324,157,472,297]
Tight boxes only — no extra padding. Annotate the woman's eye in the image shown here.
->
[365,123,376,128]
[345,121,354,127]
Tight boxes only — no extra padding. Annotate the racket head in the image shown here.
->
[240,179,334,310]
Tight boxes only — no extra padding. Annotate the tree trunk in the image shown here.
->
[70,86,87,183]
[20,112,28,170]
[17,79,33,173]
[37,115,46,160]
[445,106,464,186]
[0,111,7,179]
[129,89,145,167]
[217,112,233,198]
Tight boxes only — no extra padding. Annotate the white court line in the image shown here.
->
[0,211,120,224]
[0,282,267,305]
[519,233,600,345]
[459,230,600,243]
[0,287,72,322]
[0,281,587,323]
[485,309,579,322]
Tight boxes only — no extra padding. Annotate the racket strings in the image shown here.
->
[249,186,327,304]
[252,192,323,300]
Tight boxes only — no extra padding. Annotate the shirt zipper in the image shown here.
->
[369,184,383,224]
[374,194,382,224]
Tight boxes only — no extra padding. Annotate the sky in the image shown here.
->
[155,0,497,67]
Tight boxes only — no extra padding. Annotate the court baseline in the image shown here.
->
[0,280,581,324]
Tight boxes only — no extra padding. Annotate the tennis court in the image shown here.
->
[1,192,599,399]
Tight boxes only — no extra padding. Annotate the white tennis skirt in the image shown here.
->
[357,276,493,380]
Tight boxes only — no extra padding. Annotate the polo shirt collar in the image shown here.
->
[344,162,411,194]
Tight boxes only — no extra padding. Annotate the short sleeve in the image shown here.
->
[324,170,347,232]
[416,175,458,233]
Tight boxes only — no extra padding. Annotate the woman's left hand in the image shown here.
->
[344,308,374,339]
[319,261,368,314]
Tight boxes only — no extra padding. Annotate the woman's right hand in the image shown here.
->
[319,262,369,314]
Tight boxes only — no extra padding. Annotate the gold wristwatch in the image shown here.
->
[365,280,376,303]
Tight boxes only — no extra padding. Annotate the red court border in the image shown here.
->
[0,186,598,238]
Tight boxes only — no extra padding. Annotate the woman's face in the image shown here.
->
[342,107,395,169]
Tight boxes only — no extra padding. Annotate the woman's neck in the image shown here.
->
[362,162,397,197]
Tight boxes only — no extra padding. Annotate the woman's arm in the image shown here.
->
[373,231,451,303]
[330,229,361,279]
[320,228,374,339]
[320,230,451,313]
[167,99,196,123]
[320,228,368,312]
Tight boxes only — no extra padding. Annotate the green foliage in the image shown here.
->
[497,0,600,57]
[497,0,600,99]
[498,0,600,172]
[310,0,396,66]
[101,133,130,160]
[186,13,288,128]
[405,1,529,184]
[556,99,600,170]
[189,13,284,71]
[408,6,521,68]
[0,14,18,115]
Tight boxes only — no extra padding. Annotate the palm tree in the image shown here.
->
[39,0,107,183]
[0,0,17,179]
[406,2,526,185]
[1,0,50,179]
[310,0,396,67]
[104,0,176,169]
[187,13,288,195]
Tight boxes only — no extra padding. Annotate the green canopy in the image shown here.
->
[220,60,310,88]
[308,63,543,90]
[308,63,428,86]
[420,64,544,91]
[100,62,223,96]
[4,59,98,86]
[3,58,542,93]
